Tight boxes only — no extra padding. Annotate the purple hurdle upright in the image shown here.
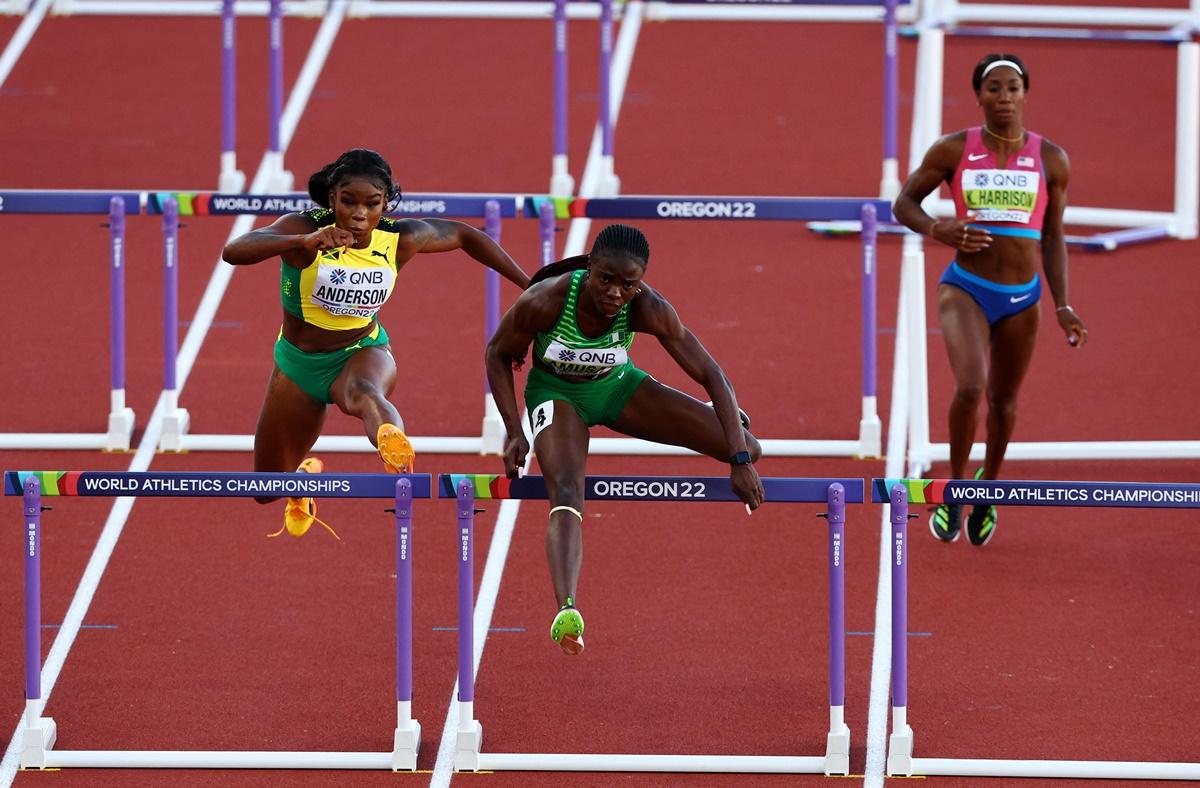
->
[106,197,135,451]
[824,482,850,774]
[21,476,57,767]
[481,201,504,453]
[549,0,574,196]
[886,484,914,776]
[159,198,190,451]
[453,479,484,771]
[597,0,619,195]
[265,0,292,191]
[859,203,881,457]
[539,199,557,266]
[392,478,420,770]
[218,0,245,192]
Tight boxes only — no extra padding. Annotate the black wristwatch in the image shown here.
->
[729,451,753,466]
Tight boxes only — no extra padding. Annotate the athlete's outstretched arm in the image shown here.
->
[631,291,762,508]
[398,218,530,289]
[222,213,347,268]
[484,284,560,477]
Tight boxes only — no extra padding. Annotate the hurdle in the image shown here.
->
[6,469,431,771]
[444,473,861,775]
[0,192,140,452]
[142,191,534,455]
[524,193,891,459]
[876,477,1200,781]
[898,29,1200,470]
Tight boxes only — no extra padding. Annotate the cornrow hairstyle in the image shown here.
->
[307,148,402,209]
[590,223,650,265]
[972,53,1029,93]
[529,254,589,287]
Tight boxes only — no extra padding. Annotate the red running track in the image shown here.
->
[1,6,1198,788]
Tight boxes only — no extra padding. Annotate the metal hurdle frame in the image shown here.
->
[898,26,1200,471]
[876,477,1200,781]
[444,473,862,775]
[0,189,887,459]
[0,192,140,452]
[6,469,430,771]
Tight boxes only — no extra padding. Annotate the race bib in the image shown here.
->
[960,168,1040,224]
[309,262,396,319]
[542,339,628,376]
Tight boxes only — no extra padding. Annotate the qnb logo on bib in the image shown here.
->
[962,168,1040,223]
[543,340,627,376]
[311,263,396,319]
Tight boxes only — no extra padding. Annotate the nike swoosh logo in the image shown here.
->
[968,153,988,161]
[1009,294,1032,303]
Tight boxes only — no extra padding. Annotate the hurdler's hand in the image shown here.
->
[731,464,765,512]
[1056,305,1088,348]
[305,226,357,252]
[502,435,530,479]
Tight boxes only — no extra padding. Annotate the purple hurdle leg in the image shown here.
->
[392,478,420,770]
[597,0,619,195]
[886,485,914,776]
[549,0,574,196]
[453,479,484,771]
[859,203,881,457]
[539,199,557,266]
[159,198,190,451]
[21,476,56,767]
[824,482,850,774]
[218,0,245,192]
[481,201,504,453]
[106,197,135,451]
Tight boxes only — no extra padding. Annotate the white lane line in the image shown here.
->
[0,0,52,90]
[427,4,644,786]
[0,5,347,786]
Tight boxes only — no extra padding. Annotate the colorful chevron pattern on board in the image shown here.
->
[872,477,949,504]
[440,473,513,500]
[4,471,81,496]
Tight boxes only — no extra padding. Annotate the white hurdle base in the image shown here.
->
[909,758,1200,780]
[473,753,828,773]
[35,750,398,769]
[20,717,57,770]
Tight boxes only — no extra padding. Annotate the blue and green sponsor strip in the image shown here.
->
[872,478,1200,508]
[3,471,432,499]
[439,474,864,503]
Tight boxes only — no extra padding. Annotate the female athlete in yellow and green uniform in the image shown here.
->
[223,148,530,538]
[485,223,762,654]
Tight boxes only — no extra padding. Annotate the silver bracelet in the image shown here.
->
[1055,305,1074,313]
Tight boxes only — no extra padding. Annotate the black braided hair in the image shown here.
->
[972,53,1029,92]
[590,223,650,265]
[307,148,402,209]
[526,224,652,287]
[529,254,589,287]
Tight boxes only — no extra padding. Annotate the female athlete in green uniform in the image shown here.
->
[484,223,762,654]
[223,148,530,538]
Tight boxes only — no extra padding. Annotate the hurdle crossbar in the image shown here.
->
[876,478,1200,781]
[444,473,861,776]
[8,471,429,771]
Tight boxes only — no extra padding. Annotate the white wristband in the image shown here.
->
[1055,305,1074,313]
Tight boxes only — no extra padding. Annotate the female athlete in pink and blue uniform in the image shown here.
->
[894,53,1088,547]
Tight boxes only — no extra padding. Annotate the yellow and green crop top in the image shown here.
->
[280,208,402,331]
